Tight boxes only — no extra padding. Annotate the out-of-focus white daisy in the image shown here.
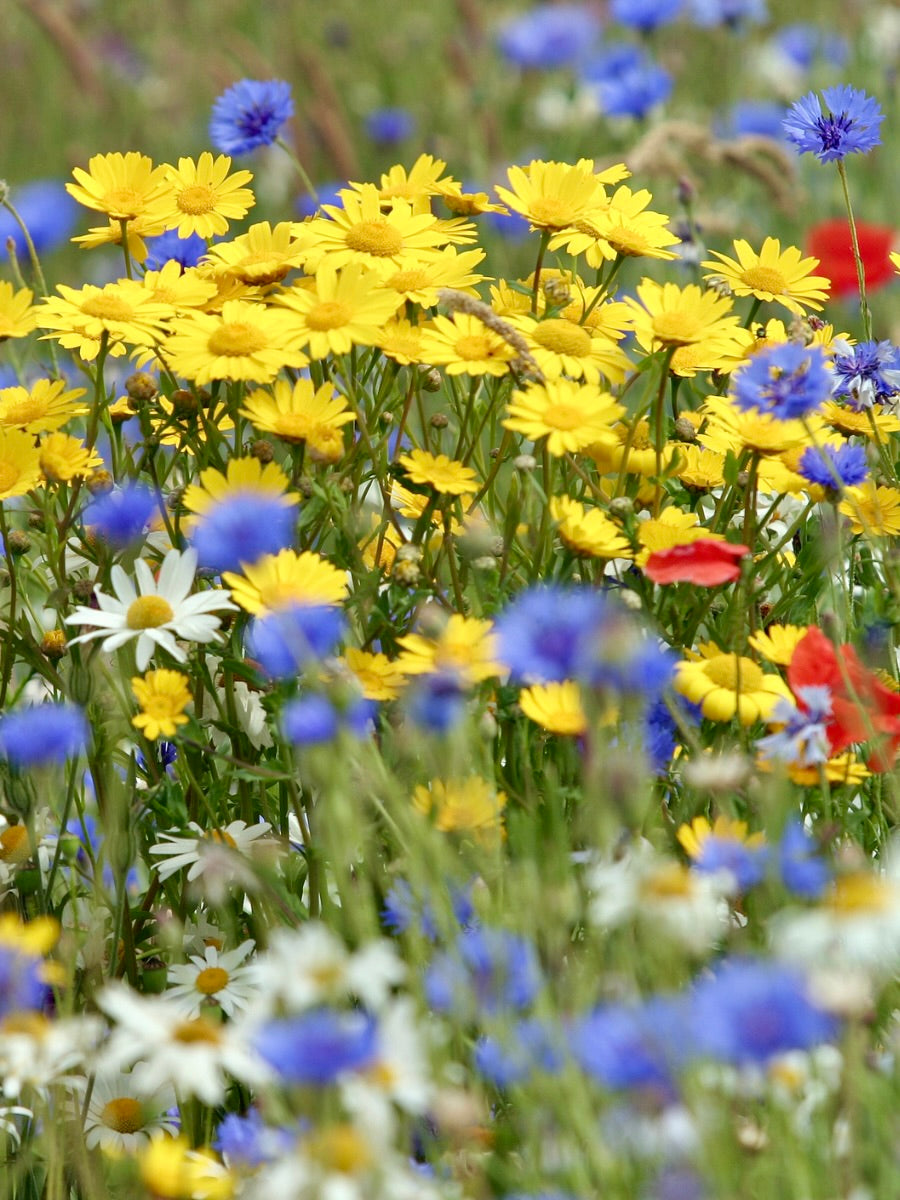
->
[149,819,276,884]
[212,678,273,751]
[0,1012,103,1100]
[98,984,268,1105]
[166,939,256,1018]
[82,1069,178,1152]
[64,547,237,671]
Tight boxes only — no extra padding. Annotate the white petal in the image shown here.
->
[110,565,138,606]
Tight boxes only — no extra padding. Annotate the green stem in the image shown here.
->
[531,231,551,314]
[276,136,319,203]
[836,159,872,341]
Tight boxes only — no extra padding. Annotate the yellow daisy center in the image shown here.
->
[607,226,646,256]
[703,656,763,691]
[345,220,403,257]
[543,403,586,431]
[0,826,30,863]
[533,318,592,357]
[388,268,428,291]
[104,188,145,218]
[177,184,218,215]
[455,334,494,360]
[651,313,703,345]
[829,873,891,913]
[740,266,787,294]
[305,300,353,331]
[641,863,694,899]
[306,1125,373,1174]
[126,595,174,630]
[194,966,230,995]
[173,1019,222,1045]
[207,322,268,357]
[81,295,136,322]
[527,197,570,228]
[207,828,238,848]
[0,464,21,493]
[101,1097,145,1134]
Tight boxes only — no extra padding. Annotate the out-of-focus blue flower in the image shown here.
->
[610,0,682,31]
[585,47,672,119]
[365,107,415,145]
[63,813,139,892]
[0,180,79,261]
[190,493,298,574]
[757,688,831,769]
[210,79,294,156]
[247,605,345,679]
[731,342,831,420]
[0,945,49,1020]
[487,206,532,241]
[783,86,885,163]
[496,4,601,70]
[406,671,467,733]
[475,1018,564,1086]
[382,878,476,940]
[690,958,838,1065]
[0,703,89,767]
[774,24,848,72]
[282,693,375,746]
[143,230,208,271]
[84,483,158,550]
[691,828,768,892]
[717,100,788,142]
[425,927,541,1017]
[256,1008,376,1084]
[831,340,900,410]
[650,1165,708,1200]
[215,1110,297,1167]
[798,442,869,491]
[777,820,830,899]
[568,997,687,1094]
[688,0,766,27]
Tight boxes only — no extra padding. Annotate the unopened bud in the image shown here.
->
[674,416,698,443]
[72,579,95,603]
[420,367,442,392]
[124,372,157,402]
[514,454,537,472]
[250,439,274,464]
[40,630,67,660]
[430,413,449,429]
[6,530,30,556]
[170,388,199,416]
[608,496,634,519]
[87,470,114,496]
[27,512,44,530]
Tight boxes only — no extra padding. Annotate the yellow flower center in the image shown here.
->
[533,318,592,357]
[651,313,703,345]
[194,966,230,995]
[207,322,268,357]
[454,334,495,361]
[543,403,586,431]
[103,188,146,220]
[828,873,891,913]
[1,1013,49,1039]
[173,1019,222,1045]
[177,184,218,215]
[740,266,787,295]
[305,300,353,331]
[526,197,572,229]
[1,399,43,424]
[101,1097,145,1133]
[0,464,21,493]
[0,825,30,863]
[702,655,763,692]
[305,1124,373,1174]
[606,226,646,256]
[345,220,403,257]
[207,828,238,848]
[641,863,694,899]
[126,595,175,630]
[388,268,428,292]
[80,295,136,322]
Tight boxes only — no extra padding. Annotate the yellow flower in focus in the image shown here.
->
[698,394,823,457]
[223,549,347,614]
[240,378,354,451]
[378,246,487,307]
[0,282,37,340]
[625,280,739,351]
[840,482,900,537]
[495,159,628,232]
[38,280,173,361]
[164,300,308,386]
[419,313,519,377]
[66,152,173,222]
[141,263,219,312]
[672,444,726,491]
[413,777,506,840]
[504,379,623,457]
[674,653,793,724]
[132,669,192,740]
[821,400,900,439]
[397,614,499,686]
[398,449,479,496]
[747,624,807,666]
[346,153,452,209]
[550,497,632,558]
[634,507,722,567]
[276,261,401,358]
[701,238,831,315]
[432,178,509,216]
[201,220,308,286]
[509,314,630,385]
[0,427,43,498]
[342,648,407,701]
[0,379,87,434]
[161,153,255,240]
[519,681,587,735]
[71,213,168,262]
[552,186,680,263]
[39,433,102,483]
[376,317,426,365]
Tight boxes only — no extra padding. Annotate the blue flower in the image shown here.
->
[774,24,848,72]
[731,341,831,420]
[247,605,345,679]
[406,671,467,733]
[688,0,767,26]
[0,180,79,261]
[475,1018,564,1086]
[143,230,208,271]
[757,689,831,769]
[717,101,788,142]
[777,820,830,899]
[425,927,541,1017]
[295,183,345,219]
[282,693,375,746]
[382,878,476,940]
[690,958,838,1065]
[831,340,900,409]
[364,108,415,145]
[209,79,294,156]
[0,946,49,1020]
[590,54,672,120]
[691,828,768,892]
[190,493,298,574]
[782,85,885,163]
[496,4,600,69]
[798,442,868,491]
[215,1110,298,1167]
[610,0,682,31]
[568,997,687,1094]
[255,1008,376,1084]
[84,483,158,550]
[0,703,89,767]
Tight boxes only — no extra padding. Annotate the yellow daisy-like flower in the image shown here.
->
[747,624,808,666]
[163,300,308,386]
[625,280,739,351]
[552,186,680,264]
[71,213,169,263]
[588,418,678,481]
[397,449,479,496]
[701,238,831,315]
[202,221,307,286]
[39,433,103,483]
[0,427,43,499]
[38,280,173,361]
[698,395,823,457]
[839,482,900,537]
[635,508,724,568]
[495,159,628,232]
[396,614,499,686]
[378,246,487,308]
[131,669,192,740]
[341,648,407,702]
[432,178,509,216]
[0,379,87,434]
[783,752,870,787]
[66,151,173,222]
[674,653,793,724]
[376,317,426,366]
[240,378,354,453]
[0,912,59,957]
[504,378,623,457]
[160,153,255,240]
[0,282,37,340]
[821,400,900,439]
[141,263,219,312]
[181,456,298,529]
[519,681,587,735]
[418,313,519,377]
[223,549,347,615]
[346,154,452,210]
[413,777,506,841]
[563,295,634,342]
[671,443,726,491]
[276,261,401,359]
[509,314,630,385]
[676,815,765,860]
[550,496,632,558]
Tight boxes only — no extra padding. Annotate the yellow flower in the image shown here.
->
[164,300,308,386]
[413,777,506,841]
[674,653,793,724]
[341,648,407,701]
[0,913,59,957]
[38,280,173,361]
[552,186,680,263]
[141,263,219,312]
[671,443,726,491]
[160,153,255,239]
[347,153,452,209]
[677,815,765,860]
[550,496,632,558]
[840,482,900,537]
[240,378,354,453]
[698,395,823,457]
[139,1135,233,1200]
[747,624,809,666]
[397,449,479,496]
[376,317,426,365]
[201,221,307,286]
[625,280,739,351]
[432,178,509,216]
[701,238,831,315]
[0,427,43,498]
[418,313,519,377]
[781,752,870,787]
[0,282,37,340]
[66,151,173,222]
[0,379,87,434]
[669,327,754,378]
[509,314,630,385]
[181,456,298,528]
[39,433,102,483]
[276,261,401,358]
[821,400,900,439]
[495,159,628,232]
[519,681,587,735]
[504,379,623,457]
[71,213,168,262]
[589,418,677,479]
[131,669,192,740]
[635,507,720,567]
[223,549,347,614]
[396,614,499,685]
[378,246,487,307]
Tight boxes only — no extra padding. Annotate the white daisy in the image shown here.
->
[0,1012,103,1100]
[64,547,237,671]
[166,939,257,1018]
[148,819,275,883]
[82,1069,178,1152]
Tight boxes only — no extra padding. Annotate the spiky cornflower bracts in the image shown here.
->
[782,85,885,163]
[830,339,900,409]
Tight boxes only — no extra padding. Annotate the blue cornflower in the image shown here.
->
[777,820,830,899]
[84,483,157,550]
[215,1110,298,1167]
[190,493,297,574]
[364,108,415,145]
[406,671,467,733]
[590,53,672,120]
[475,1018,564,1087]
[496,4,600,70]
[382,878,476,940]
[63,813,139,892]
[757,685,832,769]
[774,25,848,72]
[718,100,788,142]
[210,79,294,156]
[0,945,49,1020]
[0,180,79,260]
[255,1007,376,1084]
[282,693,375,746]
[143,230,207,272]
[610,0,682,31]
[690,958,837,1065]
[425,927,541,1017]
[0,703,89,767]
[295,183,345,219]
[798,442,868,491]
[689,0,767,26]
[568,997,687,1094]
[247,605,345,679]
[782,85,885,163]
[731,341,831,420]
[831,340,900,409]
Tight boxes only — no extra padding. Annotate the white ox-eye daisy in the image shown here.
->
[82,1069,178,1152]
[149,820,275,884]
[65,547,237,671]
[166,939,257,1018]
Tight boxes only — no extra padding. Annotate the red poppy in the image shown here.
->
[788,626,900,767]
[805,218,896,299]
[643,539,750,585]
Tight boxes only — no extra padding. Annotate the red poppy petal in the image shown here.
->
[806,218,896,298]
[644,539,750,585]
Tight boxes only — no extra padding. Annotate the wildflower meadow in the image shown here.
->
[2,2,900,1197]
